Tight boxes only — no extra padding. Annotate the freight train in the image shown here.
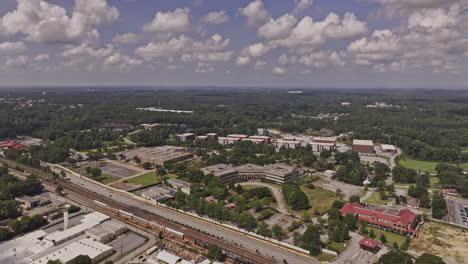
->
[94,200,185,239]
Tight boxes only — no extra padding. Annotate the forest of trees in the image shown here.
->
[2,89,468,165]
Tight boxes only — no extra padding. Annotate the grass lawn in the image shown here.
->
[127,171,160,186]
[299,185,340,215]
[399,158,443,174]
[399,157,468,173]
[325,241,348,254]
[367,227,407,248]
[317,253,336,262]
[364,192,391,205]
[459,163,468,171]
[93,174,118,184]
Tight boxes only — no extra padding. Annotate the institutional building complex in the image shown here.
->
[340,202,418,235]
[201,163,304,184]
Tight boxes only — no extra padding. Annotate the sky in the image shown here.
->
[0,0,468,88]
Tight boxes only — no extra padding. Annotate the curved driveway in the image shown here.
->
[239,182,289,214]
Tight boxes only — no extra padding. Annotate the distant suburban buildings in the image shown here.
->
[352,140,375,155]
[310,137,337,152]
[98,123,132,131]
[177,133,196,142]
[136,107,194,114]
[201,163,304,184]
[340,202,417,235]
[0,141,28,150]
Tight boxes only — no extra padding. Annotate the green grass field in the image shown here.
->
[399,158,442,174]
[325,241,348,254]
[460,163,468,171]
[93,174,118,184]
[299,185,340,215]
[127,172,159,186]
[364,192,391,205]
[367,227,407,248]
[399,157,468,173]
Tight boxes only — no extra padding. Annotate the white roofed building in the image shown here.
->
[30,238,114,264]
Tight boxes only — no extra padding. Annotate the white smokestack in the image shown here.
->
[64,211,69,230]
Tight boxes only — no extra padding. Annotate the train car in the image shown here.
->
[117,210,134,220]
[183,236,195,244]
[165,227,184,239]
[149,221,166,232]
[94,200,107,208]
[133,215,150,228]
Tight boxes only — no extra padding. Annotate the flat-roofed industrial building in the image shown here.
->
[352,139,375,155]
[30,238,114,264]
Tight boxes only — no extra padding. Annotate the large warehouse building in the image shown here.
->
[352,140,375,155]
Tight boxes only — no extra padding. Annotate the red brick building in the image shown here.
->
[352,140,375,154]
[340,202,417,236]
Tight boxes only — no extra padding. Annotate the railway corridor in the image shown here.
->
[49,167,320,264]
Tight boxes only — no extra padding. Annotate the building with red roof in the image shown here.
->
[359,238,382,253]
[340,202,417,236]
[0,141,27,150]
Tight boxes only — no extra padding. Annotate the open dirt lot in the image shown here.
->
[409,222,468,264]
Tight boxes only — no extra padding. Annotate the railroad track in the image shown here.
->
[13,164,279,264]
[61,182,278,264]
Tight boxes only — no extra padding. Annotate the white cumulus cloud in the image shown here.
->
[0,0,118,44]
[143,8,191,33]
[239,0,271,27]
[201,10,229,24]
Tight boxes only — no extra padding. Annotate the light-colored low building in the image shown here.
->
[381,144,397,154]
[201,164,239,181]
[85,226,115,243]
[156,250,181,264]
[324,170,337,178]
[101,220,128,236]
[275,140,301,149]
[217,137,241,145]
[178,133,196,142]
[167,178,191,194]
[141,186,176,202]
[30,238,114,264]
[44,212,110,246]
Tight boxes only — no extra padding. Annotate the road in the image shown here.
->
[239,182,289,214]
[51,165,321,264]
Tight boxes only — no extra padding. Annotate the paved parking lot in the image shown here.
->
[99,162,138,178]
[446,197,468,226]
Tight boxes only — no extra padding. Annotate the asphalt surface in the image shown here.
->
[446,197,468,226]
